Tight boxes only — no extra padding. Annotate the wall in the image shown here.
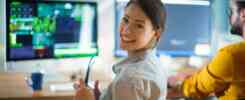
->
[0,0,6,72]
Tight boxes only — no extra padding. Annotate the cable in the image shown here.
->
[84,56,95,86]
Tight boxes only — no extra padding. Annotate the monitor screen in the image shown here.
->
[7,0,98,61]
[115,1,211,57]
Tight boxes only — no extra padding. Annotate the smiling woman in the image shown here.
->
[75,0,168,100]
[119,0,166,54]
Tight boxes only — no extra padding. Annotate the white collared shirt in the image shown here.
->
[100,49,168,100]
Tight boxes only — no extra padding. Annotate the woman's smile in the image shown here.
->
[121,36,136,43]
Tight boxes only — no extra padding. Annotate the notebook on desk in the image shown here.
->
[49,82,75,92]
[49,81,95,92]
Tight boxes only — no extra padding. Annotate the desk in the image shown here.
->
[0,72,75,100]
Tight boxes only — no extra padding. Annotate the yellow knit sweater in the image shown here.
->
[182,41,245,100]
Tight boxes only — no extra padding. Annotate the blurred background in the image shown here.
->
[0,0,243,99]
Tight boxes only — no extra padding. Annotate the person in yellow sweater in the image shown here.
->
[180,0,245,100]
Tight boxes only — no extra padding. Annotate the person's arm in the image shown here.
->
[182,49,234,99]
[113,78,161,100]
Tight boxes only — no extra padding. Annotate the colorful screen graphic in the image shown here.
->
[7,0,98,61]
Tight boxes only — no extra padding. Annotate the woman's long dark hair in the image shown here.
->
[126,0,167,33]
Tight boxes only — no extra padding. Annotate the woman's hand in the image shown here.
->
[74,79,95,100]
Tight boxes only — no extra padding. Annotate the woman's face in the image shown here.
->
[119,3,158,51]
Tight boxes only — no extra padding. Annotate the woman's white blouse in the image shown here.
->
[100,49,168,100]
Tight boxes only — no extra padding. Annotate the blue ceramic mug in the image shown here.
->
[26,72,44,91]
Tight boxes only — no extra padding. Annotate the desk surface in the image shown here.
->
[0,67,200,100]
[0,72,75,100]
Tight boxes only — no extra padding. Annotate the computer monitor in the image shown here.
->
[6,0,98,61]
[115,1,211,57]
